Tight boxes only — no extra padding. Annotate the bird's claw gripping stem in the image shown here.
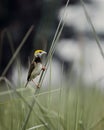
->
[42,66,46,71]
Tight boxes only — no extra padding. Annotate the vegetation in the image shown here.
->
[0,85,104,130]
[0,0,104,130]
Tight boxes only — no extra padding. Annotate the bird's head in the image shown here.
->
[34,50,47,57]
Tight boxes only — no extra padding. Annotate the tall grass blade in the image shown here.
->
[21,0,70,129]
[0,88,60,105]
[88,117,104,130]
[0,77,31,108]
[2,25,34,76]
[6,29,15,54]
[40,0,70,86]
[26,123,48,130]
[80,0,104,59]
[74,88,79,130]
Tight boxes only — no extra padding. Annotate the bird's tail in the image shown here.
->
[25,81,28,88]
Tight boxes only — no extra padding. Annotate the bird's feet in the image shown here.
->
[36,83,40,88]
[42,66,46,71]
[32,80,40,88]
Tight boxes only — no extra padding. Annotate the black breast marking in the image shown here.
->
[34,57,42,63]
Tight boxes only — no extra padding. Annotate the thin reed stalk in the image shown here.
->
[26,123,48,130]
[40,0,69,85]
[0,77,31,109]
[80,0,104,59]
[87,117,104,130]
[0,88,61,105]
[21,0,70,129]
[2,25,34,76]
[6,29,15,54]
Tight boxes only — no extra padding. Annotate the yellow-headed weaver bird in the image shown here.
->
[25,50,47,88]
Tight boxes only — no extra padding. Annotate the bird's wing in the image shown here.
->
[27,61,36,81]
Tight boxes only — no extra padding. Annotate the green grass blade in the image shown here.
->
[80,0,104,59]
[2,25,34,76]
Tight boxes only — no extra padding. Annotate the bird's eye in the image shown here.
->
[39,52,42,53]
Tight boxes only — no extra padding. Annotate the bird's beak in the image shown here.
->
[42,51,47,55]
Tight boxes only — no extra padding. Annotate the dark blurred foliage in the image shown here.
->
[0,0,91,78]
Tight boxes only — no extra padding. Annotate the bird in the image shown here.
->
[25,50,47,88]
